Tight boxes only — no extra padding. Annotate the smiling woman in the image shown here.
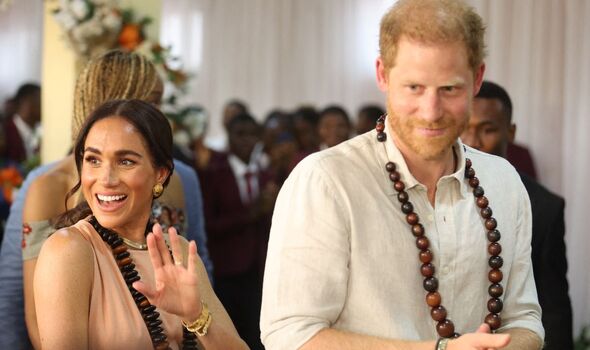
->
[34,99,247,350]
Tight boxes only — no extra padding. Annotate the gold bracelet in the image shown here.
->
[182,301,212,336]
[435,338,449,350]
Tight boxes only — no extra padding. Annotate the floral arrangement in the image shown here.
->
[52,0,189,92]
[0,164,23,205]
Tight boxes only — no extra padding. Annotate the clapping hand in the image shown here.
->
[132,223,203,322]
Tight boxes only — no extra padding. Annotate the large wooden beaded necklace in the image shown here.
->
[88,216,200,350]
[375,116,504,338]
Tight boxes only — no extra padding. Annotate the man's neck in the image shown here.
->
[394,140,457,206]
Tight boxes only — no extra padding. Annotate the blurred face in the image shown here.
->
[294,118,319,151]
[356,114,375,135]
[229,121,259,164]
[318,113,351,148]
[82,116,167,235]
[461,98,513,157]
[376,37,484,161]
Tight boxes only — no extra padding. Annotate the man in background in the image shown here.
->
[2,83,41,163]
[461,80,573,350]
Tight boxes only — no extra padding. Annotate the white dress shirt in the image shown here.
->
[260,121,543,349]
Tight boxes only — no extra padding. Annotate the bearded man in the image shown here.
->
[260,1,544,349]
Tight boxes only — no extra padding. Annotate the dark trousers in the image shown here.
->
[214,268,264,350]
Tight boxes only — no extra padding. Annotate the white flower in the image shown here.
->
[54,10,77,30]
[70,0,89,20]
[102,11,122,31]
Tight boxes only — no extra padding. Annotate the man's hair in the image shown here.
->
[379,0,486,72]
[476,81,513,124]
[227,112,259,132]
[14,83,40,106]
[358,104,385,123]
[72,50,161,139]
[319,105,350,125]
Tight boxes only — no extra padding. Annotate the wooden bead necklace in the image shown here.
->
[89,216,200,350]
[375,116,504,338]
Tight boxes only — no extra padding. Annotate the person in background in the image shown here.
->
[260,0,543,349]
[317,105,351,149]
[461,80,573,350]
[2,83,41,164]
[0,50,212,349]
[222,99,249,131]
[34,99,246,349]
[356,104,385,135]
[200,113,277,350]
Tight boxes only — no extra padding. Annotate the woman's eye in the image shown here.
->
[84,156,99,165]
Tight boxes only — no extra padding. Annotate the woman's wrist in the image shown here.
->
[182,300,212,337]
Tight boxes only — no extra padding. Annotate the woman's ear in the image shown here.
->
[156,166,171,185]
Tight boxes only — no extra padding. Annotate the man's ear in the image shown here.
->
[376,56,389,92]
[508,123,516,143]
[473,63,486,96]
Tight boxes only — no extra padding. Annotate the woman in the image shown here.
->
[13,50,211,348]
[35,99,246,349]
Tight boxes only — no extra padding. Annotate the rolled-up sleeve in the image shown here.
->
[499,176,545,340]
[260,156,351,350]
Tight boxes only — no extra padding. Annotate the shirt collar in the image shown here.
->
[378,119,469,199]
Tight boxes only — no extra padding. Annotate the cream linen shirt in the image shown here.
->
[260,123,544,349]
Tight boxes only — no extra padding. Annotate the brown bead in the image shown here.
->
[377,123,386,133]
[421,263,435,277]
[488,269,503,283]
[140,299,150,308]
[394,181,405,192]
[22,224,31,234]
[377,132,387,142]
[412,224,425,237]
[487,229,501,242]
[389,171,401,182]
[423,277,438,292]
[116,251,131,260]
[485,218,497,230]
[476,196,489,208]
[431,306,447,321]
[436,319,455,338]
[117,257,133,267]
[469,176,479,188]
[397,191,409,203]
[481,207,493,219]
[113,244,128,255]
[426,292,441,307]
[485,313,502,330]
[488,242,502,256]
[416,236,429,250]
[465,158,472,169]
[419,249,433,263]
[406,213,419,225]
[489,256,503,269]
[487,298,503,313]
[149,326,164,335]
[465,167,476,179]
[489,283,504,298]
[473,186,485,197]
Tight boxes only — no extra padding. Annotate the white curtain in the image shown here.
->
[0,1,43,106]
[162,0,590,335]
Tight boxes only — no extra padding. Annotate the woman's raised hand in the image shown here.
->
[132,223,203,322]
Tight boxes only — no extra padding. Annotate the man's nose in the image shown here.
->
[420,90,444,123]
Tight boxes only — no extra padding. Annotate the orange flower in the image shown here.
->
[118,24,143,51]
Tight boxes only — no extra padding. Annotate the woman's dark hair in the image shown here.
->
[55,99,175,228]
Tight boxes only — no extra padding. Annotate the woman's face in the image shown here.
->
[81,116,167,234]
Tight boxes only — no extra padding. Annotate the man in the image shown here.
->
[2,83,41,163]
[462,81,573,350]
[260,1,544,349]
[356,104,385,135]
[317,105,352,149]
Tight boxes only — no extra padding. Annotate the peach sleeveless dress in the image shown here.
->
[74,219,183,349]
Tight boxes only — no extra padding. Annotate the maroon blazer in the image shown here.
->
[199,151,274,277]
[2,117,26,163]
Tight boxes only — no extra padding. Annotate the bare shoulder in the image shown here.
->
[24,159,78,222]
[38,226,94,269]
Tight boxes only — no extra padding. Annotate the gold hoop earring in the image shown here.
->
[152,183,164,198]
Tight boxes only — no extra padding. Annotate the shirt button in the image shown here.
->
[442,266,450,274]
[427,214,434,221]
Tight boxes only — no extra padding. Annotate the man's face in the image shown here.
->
[376,37,484,161]
[461,98,513,157]
[318,113,350,148]
[229,121,259,164]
